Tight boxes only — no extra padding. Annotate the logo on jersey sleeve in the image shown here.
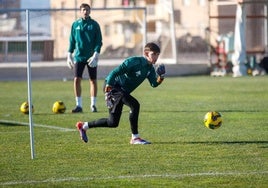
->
[87,25,93,30]
[135,71,141,77]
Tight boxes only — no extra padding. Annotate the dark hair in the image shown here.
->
[144,42,160,53]
[80,3,91,10]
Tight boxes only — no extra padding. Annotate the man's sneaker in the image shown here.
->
[130,138,151,145]
[72,106,82,113]
[91,105,97,112]
[76,122,88,143]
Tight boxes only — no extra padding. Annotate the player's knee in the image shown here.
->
[74,77,82,84]
[131,101,140,113]
[107,119,119,128]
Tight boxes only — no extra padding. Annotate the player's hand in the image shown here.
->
[87,52,99,67]
[156,64,166,78]
[104,85,112,93]
[67,52,74,69]
[156,64,165,84]
[104,85,113,109]
[105,91,114,109]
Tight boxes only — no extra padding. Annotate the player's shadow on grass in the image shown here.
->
[183,141,268,148]
[183,141,268,145]
[32,110,107,116]
[33,113,72,116]
[154,141,268,148]
[0,121,27,126]
[143,109,268,113]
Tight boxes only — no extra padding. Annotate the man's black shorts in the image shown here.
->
[74,62,97,80]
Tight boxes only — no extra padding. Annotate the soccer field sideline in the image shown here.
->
[1,171,268,186]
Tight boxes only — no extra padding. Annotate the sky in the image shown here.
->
[20,0,51,35]
[21,0,50,9]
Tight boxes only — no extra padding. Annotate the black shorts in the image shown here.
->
[74,62,97,80]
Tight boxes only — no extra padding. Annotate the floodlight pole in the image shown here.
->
[169,0,177,64]
[264,3,268,50]
[143,7,147,51]
[26,9,35,159]
[163,0,177,64]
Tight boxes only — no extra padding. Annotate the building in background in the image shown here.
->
[50,0,208,62]
[0,0,267,65]
[0,0,53,62]
[0,0,21,35]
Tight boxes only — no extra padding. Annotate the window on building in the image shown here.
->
[104,24,110,36]
[147,21,156,32]
[183,0,191,6]
[147,4,155,15]
[60,1,65,9]
[145,0,156,4]
[199,0,206,6]
[121,0,136,6]
[124,28,132,43]
[115,24,123,35]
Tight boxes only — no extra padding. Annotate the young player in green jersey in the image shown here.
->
[76,42,165,144]
[67,3,102,113]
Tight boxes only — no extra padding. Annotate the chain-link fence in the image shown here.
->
[208,2,267,70]
[0,3,267,67]
[0,8,147,62]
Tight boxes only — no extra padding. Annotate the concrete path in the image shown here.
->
[0,60,209,81]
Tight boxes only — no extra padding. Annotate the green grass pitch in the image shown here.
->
[0,76,267,187]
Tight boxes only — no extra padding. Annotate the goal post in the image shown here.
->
[26,9,35,159]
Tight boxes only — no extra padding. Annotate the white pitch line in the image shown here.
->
[33,123,75,132]
[0,120,75,132]
[1,171,268,186]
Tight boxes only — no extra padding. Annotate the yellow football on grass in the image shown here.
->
[204,111,222,129]
[52,101,66,114]
[20,101,34,114]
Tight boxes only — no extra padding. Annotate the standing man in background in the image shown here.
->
[67,3,102,113]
